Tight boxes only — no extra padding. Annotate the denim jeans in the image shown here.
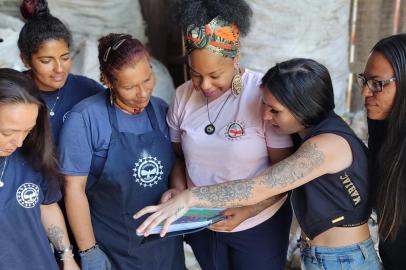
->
[300,238,382,270]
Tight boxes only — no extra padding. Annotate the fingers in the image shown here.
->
[159,215,177,237]
[133,205,159,219]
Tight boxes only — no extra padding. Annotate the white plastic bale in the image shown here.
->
[241,0,351,114]
[46,0,147,46]
[0,13,24,70]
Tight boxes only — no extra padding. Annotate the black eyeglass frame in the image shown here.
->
[357,73,396,93]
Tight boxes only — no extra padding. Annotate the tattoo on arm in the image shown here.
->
[46,225,65,251]
[260,142,325,188]
[191,179,254,208]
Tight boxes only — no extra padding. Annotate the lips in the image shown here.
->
[50,75,66,82]
[202,90,217,97]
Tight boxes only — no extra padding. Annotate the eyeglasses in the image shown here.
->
[357,73,396,93]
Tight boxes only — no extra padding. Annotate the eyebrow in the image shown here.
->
[189,67,222,75]
[38,52,70,59]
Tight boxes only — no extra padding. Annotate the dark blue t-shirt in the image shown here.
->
[0,150,61,269]
[58,92,169,184]
[40,74,104,144]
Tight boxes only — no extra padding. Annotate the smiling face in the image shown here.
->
[261,87,305,136]
[0,103,38,157]
[107,55,156,112]
[189,49,237,102]
[22,39,72,91]
[361,51,397,120]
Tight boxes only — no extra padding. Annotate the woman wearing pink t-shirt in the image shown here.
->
[160,1,294,269]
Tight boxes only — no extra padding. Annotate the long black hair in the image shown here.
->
[172,0,252,36]
[17,0,72,60]
[261,58,335,127]
[0,68,59,181]
[372,33,406,240]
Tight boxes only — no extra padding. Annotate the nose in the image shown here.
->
[137,84,150,98]
[200,77,212,91]
[263,110,273,121]
[361,84,373,97]
[53,60,63,73]
[11,133,25,148]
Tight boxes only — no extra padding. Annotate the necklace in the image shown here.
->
[48,88,62,117]
[204,94,232,135]
[0,157,8,188]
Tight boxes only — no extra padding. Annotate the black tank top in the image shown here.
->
[291,112,371,239]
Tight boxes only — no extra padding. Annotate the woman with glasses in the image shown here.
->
[360,33,406,270]
[136,58,383,270]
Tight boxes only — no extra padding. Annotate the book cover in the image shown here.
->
[138,207,225,236]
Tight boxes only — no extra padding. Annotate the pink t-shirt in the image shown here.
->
[167,69,293,232]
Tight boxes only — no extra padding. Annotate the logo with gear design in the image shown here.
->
[133,156,164,187]
[224,121,245,141]
[16,183,40,208]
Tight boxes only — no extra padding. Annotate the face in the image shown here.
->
[0,103,38,157]
[189,49,237,102]
[108,55,156,112]
[262,87,305,136]
[22,39,72,91]
[361,51,397,120]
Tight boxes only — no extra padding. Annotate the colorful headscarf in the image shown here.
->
[185,16,240,58]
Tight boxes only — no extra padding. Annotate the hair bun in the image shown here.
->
[20,0,50,21]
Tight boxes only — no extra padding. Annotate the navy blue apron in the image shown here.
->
[86,93,185,270]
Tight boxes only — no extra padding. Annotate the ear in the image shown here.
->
[101,73,113,89]
[233,54,240,69]
[20,53,31,69]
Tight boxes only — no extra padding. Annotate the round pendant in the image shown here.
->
[0,180,4,188]
[204,124,215,135]
[49,111,55,116]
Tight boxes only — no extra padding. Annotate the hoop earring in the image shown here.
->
[231,67,243,96]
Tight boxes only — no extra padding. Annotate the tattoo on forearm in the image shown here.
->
[260,142,324,188]
[192,179,254,207]
[47,225,65,251]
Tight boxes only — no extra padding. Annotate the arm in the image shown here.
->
[40,203,79,270]
[135,133,352,236]
[160,143,187,203]
[210,146,294,231]
[64,175,96,251]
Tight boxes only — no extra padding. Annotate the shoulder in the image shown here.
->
[172,80,197,107]
[65,74,105,93]
[303,133,352,173]
[243,68,263,88]
[69,91,107,115]
[151,96,169,110]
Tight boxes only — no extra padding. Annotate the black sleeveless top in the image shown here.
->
[291,112,371,239]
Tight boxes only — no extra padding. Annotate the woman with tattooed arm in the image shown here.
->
[136,59,382,270]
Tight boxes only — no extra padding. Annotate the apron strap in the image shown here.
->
[145,102,159,131]
[105,90,120,139]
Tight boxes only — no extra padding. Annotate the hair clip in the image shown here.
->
[103,38,127,62]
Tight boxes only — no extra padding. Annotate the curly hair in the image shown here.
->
[172,0,252,36]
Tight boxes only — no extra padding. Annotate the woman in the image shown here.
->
[360,33,406,270]
[18,0,104,144]
[59,33,185,270]
[163,1,293,269]
[0,68,79,269]
[136,58,383,270]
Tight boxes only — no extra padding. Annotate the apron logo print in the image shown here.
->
[224,121,245,141]
[133,156,164,187]
[16,183,40,208]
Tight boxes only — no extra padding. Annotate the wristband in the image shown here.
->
[79,244,98,254]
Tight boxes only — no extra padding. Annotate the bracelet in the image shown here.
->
[57,244,74,261]
[79,244,98,254]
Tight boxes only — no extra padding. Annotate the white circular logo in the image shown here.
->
[16,183,40,208]
[62,111,70,123]
[133,156,164,187]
